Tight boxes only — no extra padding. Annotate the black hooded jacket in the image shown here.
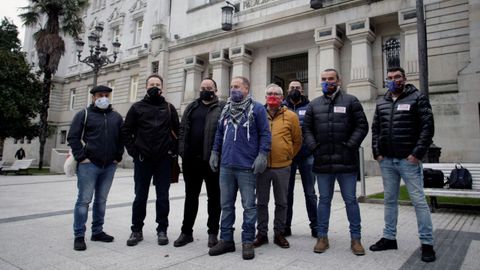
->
[67,105,124,167]
[372,84,434,160]
[121,95,179,160]
[303,90,368,173]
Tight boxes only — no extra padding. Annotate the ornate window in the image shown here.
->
[69,88,76,111]
[129,75,139,102]
[383,38,401,69]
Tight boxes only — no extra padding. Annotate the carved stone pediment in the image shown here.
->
[129,0,147,13]
[107,8,126,24]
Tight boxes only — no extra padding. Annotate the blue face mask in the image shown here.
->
[230,88,244,102]
[321,81,337,95]
[386,80,397,92]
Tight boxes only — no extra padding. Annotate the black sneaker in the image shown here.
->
[283,227,292,237]
[157,231,169,245]
[421,244,436,262]
[173,233,193,247]
[242,243,255,260]
[369,238,398,251]
[74,237,86,251]
[209,240,236,256]
[91,232,114,242]
[126,232,143,246]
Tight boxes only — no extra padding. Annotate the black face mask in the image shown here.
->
[288,89,302,103]
[200,90,215,101]
[147,87,161,100]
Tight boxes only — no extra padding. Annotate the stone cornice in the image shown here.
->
[168,0,368,51]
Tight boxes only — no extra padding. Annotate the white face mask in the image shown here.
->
[95,97,110,109]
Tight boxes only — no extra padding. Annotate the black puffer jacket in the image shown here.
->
[178,97,226,162]
[303,90,368,173]
[372,84,434,160]
[121,95,179,160]
[67,105,124,167]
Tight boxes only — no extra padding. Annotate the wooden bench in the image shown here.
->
[423,163,480,211]
[1,159,35,175]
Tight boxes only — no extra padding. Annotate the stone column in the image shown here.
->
[313,25,344,98]
[399,8,420,84]
[209,50,231,100]
[229,45,253,79]
[182,56,205,112]
[346,18,377,101]
[148,24,167,73]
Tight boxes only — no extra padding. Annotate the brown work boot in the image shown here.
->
[351,239,366,256]
[253,234,269,247]
[273,232,290,248]
[313,237,329,253]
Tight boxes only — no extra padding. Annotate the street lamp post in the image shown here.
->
[75,25,121,86]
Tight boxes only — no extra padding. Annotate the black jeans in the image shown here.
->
[181,156,221,236]
[131,155,171,233]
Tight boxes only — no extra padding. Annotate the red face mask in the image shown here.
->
[266,95,282,108]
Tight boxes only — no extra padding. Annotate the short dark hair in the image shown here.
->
[232,76,250,89]
[202,77,217,89]
[387,67,406,77]
[146,74,163,85]
[323,68,340,80]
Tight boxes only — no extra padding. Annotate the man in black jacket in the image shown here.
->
[174,78,226,248]
[122,74,179,247]
[284,80,317,238]
[68,85,124,251]
[303,69,368,256]
[370,67,436,263]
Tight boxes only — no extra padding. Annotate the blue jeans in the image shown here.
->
[316,172,361,239]
[379,157,434,245]
[73,162,117,237]
[219,166,257,243]
[286,155,317,230]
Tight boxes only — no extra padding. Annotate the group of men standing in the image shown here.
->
[67,66,436,263]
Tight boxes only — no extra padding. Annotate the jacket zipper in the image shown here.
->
[103,113,107,168]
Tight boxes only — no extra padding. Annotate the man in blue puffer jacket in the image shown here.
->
[208,76,271,260]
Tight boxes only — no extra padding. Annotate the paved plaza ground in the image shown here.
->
[0,169,479,270]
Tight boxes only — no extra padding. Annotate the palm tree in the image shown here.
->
[20,0,89,169]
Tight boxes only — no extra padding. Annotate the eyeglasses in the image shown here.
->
[266,92,282,96]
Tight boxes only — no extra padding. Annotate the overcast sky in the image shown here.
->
[0,0,29,46]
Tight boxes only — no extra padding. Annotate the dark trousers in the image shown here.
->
[181,156,221,235]
[131,155,171,233]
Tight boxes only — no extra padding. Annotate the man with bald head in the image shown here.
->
[208,76,271,260]
[174,78,225,248]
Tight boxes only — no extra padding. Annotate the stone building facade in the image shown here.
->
[6,0,480,175]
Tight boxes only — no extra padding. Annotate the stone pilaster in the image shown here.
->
[229,45,253,79]
[209,50,232,101]
[399,8,420,83]
[346,18,377,101]
[182,56,205,112]
[313,25,344,97]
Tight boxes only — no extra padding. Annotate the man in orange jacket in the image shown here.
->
[253,83,302,249]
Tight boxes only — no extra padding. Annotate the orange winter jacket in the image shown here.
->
[266,106,302,168]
